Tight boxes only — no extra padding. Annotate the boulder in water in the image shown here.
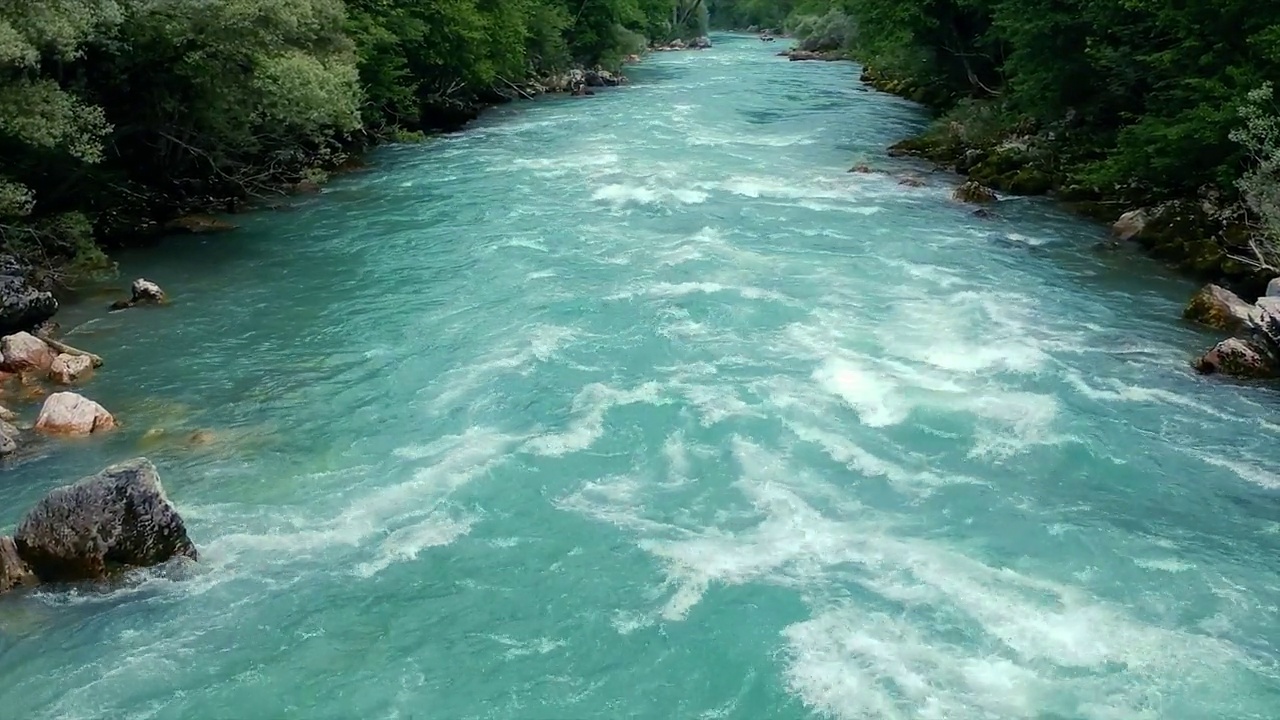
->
[689,36,712,50]
[110,277,167,311]
[13,458,197,582]
[35,391,116,435]
[1266,277,1280,297]
[1,331,54,372]
[1112,209,1150,241]
[0,257,57,336]
[1183,284,1254,332]
[49,353,94,385]
[898,174,927,188]
[1194,337,1277,379]
[0,536,36,593]
[952,181,998,204]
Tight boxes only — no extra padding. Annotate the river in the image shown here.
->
[2,33,1279,720]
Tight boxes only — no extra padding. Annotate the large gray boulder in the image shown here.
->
[14,458,196,582]
[0,256,57,336]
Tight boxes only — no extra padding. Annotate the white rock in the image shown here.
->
[49,353,93,385]
[1266,277,1280,298]
[0,332,53,372]
[35,392,116,435]
[1112,209,1149,241]
[131,278,166,304]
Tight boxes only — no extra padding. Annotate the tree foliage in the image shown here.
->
[712,0,1280,208]
[0,0,686,283]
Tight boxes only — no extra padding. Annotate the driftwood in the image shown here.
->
[37,334,103,368]
[498,76,536,101]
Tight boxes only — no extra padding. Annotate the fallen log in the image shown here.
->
[37,334,103,368]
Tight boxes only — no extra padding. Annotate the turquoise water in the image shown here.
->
[3,33,1280,719]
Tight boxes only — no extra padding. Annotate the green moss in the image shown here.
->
[1007,168,1053,195]
[390,128,427,143]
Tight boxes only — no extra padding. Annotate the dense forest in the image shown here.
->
[0,0,707,283]
[714,0,1280,288]
[7,0,1280,293]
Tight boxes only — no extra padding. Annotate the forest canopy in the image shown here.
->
[0,0,708,280]
[709,0,1280,216]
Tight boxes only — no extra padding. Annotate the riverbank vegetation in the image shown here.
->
[0,0,710,286]
[712,0,1280,295]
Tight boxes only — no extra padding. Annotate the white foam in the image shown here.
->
[523,382,668,456]
[591,183,707,207]
[812,357,908,427]
[205,427,521,578]
[1191,452,1280,489]
[788,422,982,495]
[486,634,568,659]
[1064,372,1241,422]
[784,607,1043,720]
[1133,557,1195,573]
[674,381,762,426]
[353,513,476,578]
[608,281,788,303]
[960,391,1061,458]
[424,323,578,411]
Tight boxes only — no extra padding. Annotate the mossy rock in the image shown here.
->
[1006,169,1054,195]
[908,87,932,104]
[1055,184,1103,202]
[975,149,1030,176]
[1063,201,1123,222]
[1183,283,1252,331]
[1178,241,1226,276]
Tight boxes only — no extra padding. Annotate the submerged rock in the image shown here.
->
[1113,209,1150,241]
[0,536,36,593]
[0,258,57,336]
[13,458,197,582]
[1183,284,1254,332]
[35,392,116,435]
[952,181,997,204]
[49,353,94,385]
[898,175,927,188]
[1194,337,1276,379]
[1,332,54,372]
[164,215,237,234]
[785,49,841,61]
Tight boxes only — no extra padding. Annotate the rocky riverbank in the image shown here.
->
[857,65,1274,301]
[847,65,1280,383]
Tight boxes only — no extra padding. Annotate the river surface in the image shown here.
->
[2,33,1280,720]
